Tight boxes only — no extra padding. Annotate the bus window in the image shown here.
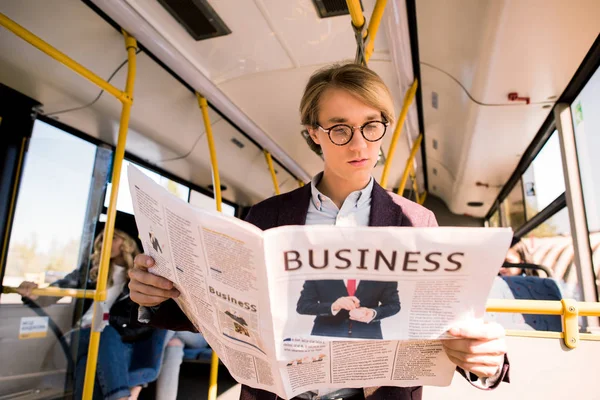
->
[503,180,526,231]
[2,121,96,304]
[522,131,566,221]
[571,64,600,295]
[524,207,577,298]
[103,159,190,215]
[189,190,236,217]
[488,209,500,227]
[572,67,600,233]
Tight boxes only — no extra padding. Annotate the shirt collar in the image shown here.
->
[310,172,374,211]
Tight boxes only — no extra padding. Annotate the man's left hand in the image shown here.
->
[349,307,375,323]
[442,320,506,378]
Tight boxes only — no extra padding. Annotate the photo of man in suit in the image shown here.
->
[296,279,400,339]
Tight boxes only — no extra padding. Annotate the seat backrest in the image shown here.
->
[486,276,563,332]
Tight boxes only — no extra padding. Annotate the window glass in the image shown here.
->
[189,190,236,217]
[503,180,526,231]
[522,131,566,220]
[104,160,190,214]
[488,209,500,227]
[571,66,600,232]
[522,207,580,299]
[2,121,96,304]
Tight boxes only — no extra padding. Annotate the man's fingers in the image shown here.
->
[349,296,360,306]
[134,254,155,269]
[445,354,501,378]
[129,280,179,299]
[442,337,507,355]
[448,321,505,340]
[443,347,504,367]
[129,267,173,290]
[133,293,172,307]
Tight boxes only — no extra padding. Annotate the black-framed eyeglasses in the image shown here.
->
[317,120,389,146]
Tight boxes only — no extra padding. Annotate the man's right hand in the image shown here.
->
[332,296,360,312]
[17,281,39,300]
[129,254,180,307]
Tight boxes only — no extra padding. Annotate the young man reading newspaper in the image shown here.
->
[129,64,509,400]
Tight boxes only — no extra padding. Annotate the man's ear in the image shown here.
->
[307,126,321,145]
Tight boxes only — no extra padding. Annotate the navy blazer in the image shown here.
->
[297,280,400,339]
[140,181,510,400]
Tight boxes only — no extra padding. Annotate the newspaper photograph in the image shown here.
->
[127,165,512,399]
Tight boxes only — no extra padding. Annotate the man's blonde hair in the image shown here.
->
[300,63,395,153]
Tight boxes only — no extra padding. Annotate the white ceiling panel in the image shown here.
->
[123,0,294,83]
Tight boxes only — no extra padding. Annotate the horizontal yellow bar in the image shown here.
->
[0,13,129,103]
[505,330,600,341]
[486,299,600,317]
[3,286,96,299]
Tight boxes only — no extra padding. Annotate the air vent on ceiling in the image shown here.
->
[158,0,231,41]
[311,0,363,18]
[231,138,245,149]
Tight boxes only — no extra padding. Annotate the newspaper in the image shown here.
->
[127,165,512,399]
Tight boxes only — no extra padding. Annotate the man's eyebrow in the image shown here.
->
[364,114,380,121]
[327,114,381,124]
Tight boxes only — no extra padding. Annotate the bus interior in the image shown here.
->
[1,0,599,399]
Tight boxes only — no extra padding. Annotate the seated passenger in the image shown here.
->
[156,331,210,400]
[128,63,509,400]
[500,239,539,277]
[17,225,165,400]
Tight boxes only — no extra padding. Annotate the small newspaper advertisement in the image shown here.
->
[128,165,512,399]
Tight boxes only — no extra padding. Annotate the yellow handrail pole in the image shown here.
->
[411,170,420,204]
[82,31,137,400]
[264,150,281,195]
[0,13,129,104]
[298,180,305,187]
[197,94,222,213]
[196,93,222,400]
[364,0,387,62]
[396,134,423,196]
[380,79,418,188]
[346,0,366,35]
[3,286,96,299]
[485,299,600,316]
[418,190,427,205]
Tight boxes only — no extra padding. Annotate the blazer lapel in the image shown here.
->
[369,180,407,227]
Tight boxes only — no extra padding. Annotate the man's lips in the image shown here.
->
[348,158,369,166]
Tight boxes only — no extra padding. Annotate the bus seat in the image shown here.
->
[183,347,213,363]
[486,276,563,332]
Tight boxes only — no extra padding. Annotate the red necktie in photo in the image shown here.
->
[347,279,356,296]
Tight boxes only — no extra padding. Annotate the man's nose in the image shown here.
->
[348,129,368,151]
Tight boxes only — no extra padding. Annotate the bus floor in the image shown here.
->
[139,363,241,400]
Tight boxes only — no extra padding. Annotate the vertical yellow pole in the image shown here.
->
[397,134,423,196]
[196,93,222,400]
[346,0,366,31]
[264,150,281,195]
[364,0,388,62]
[380,79,418,188]
[82,31,137,400]
[197,94,222,213]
